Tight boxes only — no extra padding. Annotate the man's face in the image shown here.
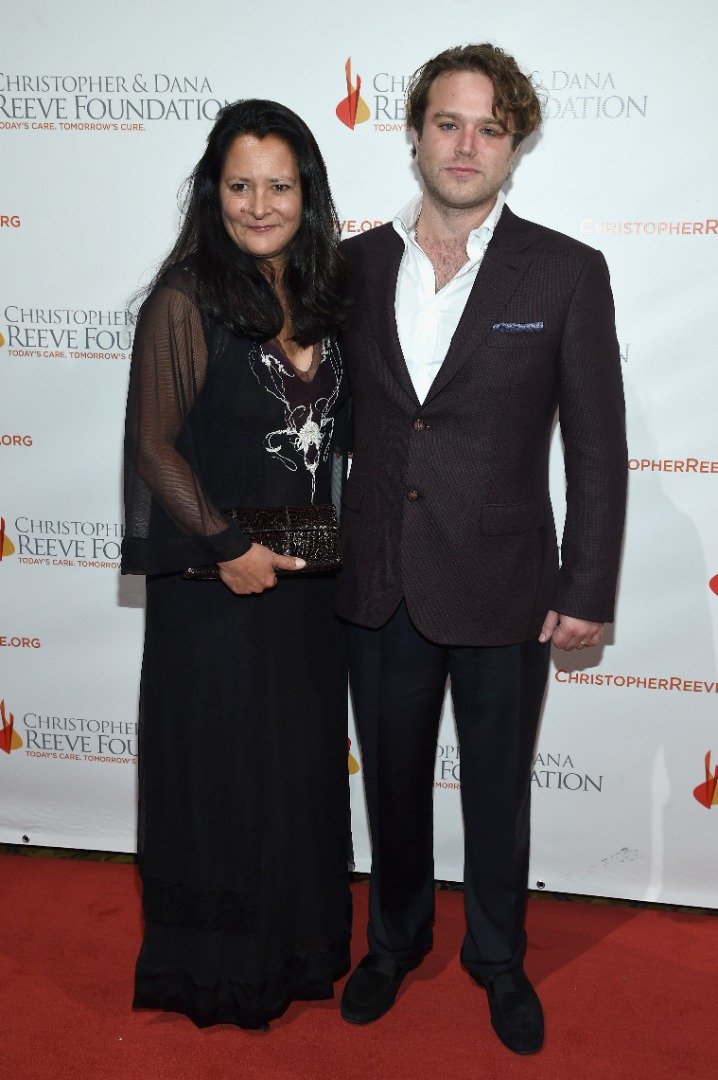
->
[412,70,519,216]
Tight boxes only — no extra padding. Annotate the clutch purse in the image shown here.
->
[183,503,341,580]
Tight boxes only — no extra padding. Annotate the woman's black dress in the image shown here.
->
[122,270,352,1029]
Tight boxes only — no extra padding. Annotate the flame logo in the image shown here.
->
[693,751,718,809]
[0,699,23,754]
[348,737,360,775]
[336,58,370,130]
[0,517,16,561]
[0,331,5,347]
[710,574,718,597]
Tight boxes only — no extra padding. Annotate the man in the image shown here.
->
[337,44,627,1054]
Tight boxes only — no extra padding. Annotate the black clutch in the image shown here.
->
[183,503,341,580]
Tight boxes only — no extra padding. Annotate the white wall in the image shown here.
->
[2,0,716,905]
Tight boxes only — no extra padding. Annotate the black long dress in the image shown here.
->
[121,269,352,1029]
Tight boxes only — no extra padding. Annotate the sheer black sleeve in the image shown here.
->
[121,271,252,575]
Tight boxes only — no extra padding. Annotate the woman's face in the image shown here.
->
[219,133,302,270]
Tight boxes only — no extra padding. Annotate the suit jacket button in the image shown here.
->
[406,489,420,501]
[413,418,426,431]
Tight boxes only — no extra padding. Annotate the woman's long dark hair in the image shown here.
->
[151,99,348,346]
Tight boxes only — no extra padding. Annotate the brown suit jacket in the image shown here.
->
[336,205,627,646]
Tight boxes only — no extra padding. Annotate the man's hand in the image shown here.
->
[539,610,603,651]
[217,543,305,595]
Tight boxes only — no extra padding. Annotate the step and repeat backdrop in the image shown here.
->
[1,0,716,907]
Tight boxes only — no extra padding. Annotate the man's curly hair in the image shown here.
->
[406,43,541,149]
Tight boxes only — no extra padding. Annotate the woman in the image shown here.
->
[122,100,352,1030]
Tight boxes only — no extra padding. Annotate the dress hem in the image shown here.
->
[133,938,352,1029]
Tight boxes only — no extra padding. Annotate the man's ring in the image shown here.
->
[579,640,589,647]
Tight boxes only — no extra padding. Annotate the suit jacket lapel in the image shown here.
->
[361,227,421,407]
[423,206,537,406]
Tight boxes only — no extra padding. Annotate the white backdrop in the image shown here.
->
[1,0,717,907]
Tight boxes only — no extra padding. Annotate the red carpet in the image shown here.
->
[1,853,713,1079]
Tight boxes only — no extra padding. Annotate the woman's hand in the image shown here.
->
[217,543,305,595]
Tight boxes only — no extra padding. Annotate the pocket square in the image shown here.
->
[493,321,544,333]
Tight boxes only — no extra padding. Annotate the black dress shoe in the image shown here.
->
[340,952,423,1024]
[484,968,544,1055]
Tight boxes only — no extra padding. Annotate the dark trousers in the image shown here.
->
[347,601,550,983]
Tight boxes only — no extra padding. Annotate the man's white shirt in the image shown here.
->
[392,191,505,404]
